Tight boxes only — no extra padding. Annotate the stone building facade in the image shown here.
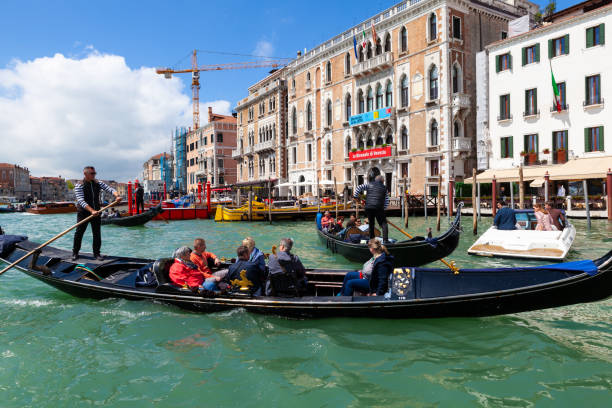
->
[234,0,537,197]
[0,163,31,200]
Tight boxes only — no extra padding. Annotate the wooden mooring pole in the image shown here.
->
[519,164,525,210]
[403,179,408,228]
[583,179,591,229]
[334,177,338,220]
[436,176,441,231]
[268,178,272,224]
[248,191,253,222]
[472,169,477,235]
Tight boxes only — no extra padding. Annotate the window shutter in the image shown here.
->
[525,90,528,113]
[586,27,594,48]
[501,138,506,158]
[601,23,605,45]
[508,95,511,116]
[536,134,539,152]
[509,136,514,157]
[584,128,589,151]
[496,55,500,73]
[585,76,589,103]
[535,44,540,62]
[499,95,503,117]
[564,34,570,54]
[508,53,513,69]
[534,89,538,113]
[522,47,527,66]
[548,39,553,58]
[599,126,604,151]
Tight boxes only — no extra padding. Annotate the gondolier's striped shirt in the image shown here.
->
[74,181,116,210]
[353,183,390,209]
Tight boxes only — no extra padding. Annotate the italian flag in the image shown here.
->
[551,67,561,113]
[362,28,367,49]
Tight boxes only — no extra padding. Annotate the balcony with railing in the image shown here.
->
[352,51,393,77]
[452,137,471,151]
[254,139,276,152]
[244,145,254,155]
[231,148,243,159]
[550,103,569,113]
[451,93,471,112]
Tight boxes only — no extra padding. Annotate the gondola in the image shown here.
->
[1,235,610,319]
[317,203,463,266]
[100,204,164,227]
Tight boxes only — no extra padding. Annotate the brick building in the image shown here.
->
[0,163,31,200]
[235,0,537,197]
[30,176,68,201]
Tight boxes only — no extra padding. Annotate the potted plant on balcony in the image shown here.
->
[556,147,567,163]
[543,148,550,154]
[520,151,527,157]
[351,148,357,152]
[526,150,537,164]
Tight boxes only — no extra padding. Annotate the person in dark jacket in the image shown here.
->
[340,239,394,296]
[225,245,264,295]
[545,201,566,231]
[493,201,516,230]
[135,184,145,214]
[353,173,390,242]
[266,238,308,296]
[72,166,122,261]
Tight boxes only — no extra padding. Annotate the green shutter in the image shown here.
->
[496,55,500,73]
[586,27,594,48]
[534,89,538,113]
[584,128,589,151]
[601,23,605,45]
[525,90,528,113]
[564,34,570,54]
[508,53,512,69]
[509,136,514,157]
[548,39,553,58]
[501,138,507,157]
[535,43,540,62]
[585,76,589,102]
[508,94,511,116]
[599,126,604,151]
[522,47,527,65]
[536,134,539,152]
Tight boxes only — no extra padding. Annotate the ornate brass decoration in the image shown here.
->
[230,269,253,291]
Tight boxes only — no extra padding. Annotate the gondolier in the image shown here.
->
[72,166,122,261]
[353,173,389,243]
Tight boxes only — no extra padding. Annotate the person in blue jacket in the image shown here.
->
[493,201,517,230]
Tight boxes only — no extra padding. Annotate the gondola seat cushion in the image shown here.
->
[152,258,174,285]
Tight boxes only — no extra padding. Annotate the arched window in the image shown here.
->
[307,101,312,130]
[326,140,332,160]
[376,132,384,146]
[367,87,374,112]
[346,137,352,154]
[454,121,462,138]
[291,107,297,134]
[345,94,352,120]
[306,72,311,87]
[358,137,365,150]
[358,90,365,114]
[345,53,351,74]
[292,78,296,89]
[430,120,438,146]
[401,75,409,107]
[385,129,393,145]
[429,13,437,41]
[376,84,383,109]
[326,100,332,127]
[366,136,374,148]
[384,33,391,52]
[385,81,393,107]
[375,39,382,55]
[400,27,407,52]
[366,42,372,59]
[359,46,364,62]
[326,61,332,83]
[429,65,439,100]
[401,126,408,150]
[452,64,461,93]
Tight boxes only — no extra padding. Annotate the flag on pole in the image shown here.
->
[353,33,358,60]
[362,28,367,49]
[371,22,377,44]
[550,65,561,113]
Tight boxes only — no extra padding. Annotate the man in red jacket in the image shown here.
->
[169,246,204,289]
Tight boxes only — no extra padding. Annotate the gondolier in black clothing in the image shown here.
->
[72,166,122,261]
[353,173,389,243]
[135,183,144,214]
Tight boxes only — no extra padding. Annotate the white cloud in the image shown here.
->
[0,49,231,181]
[253,40,275,58]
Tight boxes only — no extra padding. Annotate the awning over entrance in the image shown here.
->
[529,178,545,188]
[464,156,612,184]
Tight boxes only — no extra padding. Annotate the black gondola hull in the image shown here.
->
[100,204,163,227]
[1,240,610,319]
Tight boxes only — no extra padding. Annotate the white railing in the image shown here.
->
[453,137,472,151]
[244,145,254,155]
[254,139,276,152]
[231,148,242,158]
[352,51,393,77]
[452,93,471,109]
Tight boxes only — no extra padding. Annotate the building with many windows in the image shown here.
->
[474,0,611,194]
[0,163,31,200]
[141,152,172,196]
[235,0,536,196]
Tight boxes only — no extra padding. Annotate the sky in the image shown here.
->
[0,0,571,181]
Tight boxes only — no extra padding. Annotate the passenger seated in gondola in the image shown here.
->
[266,238,308,296]
[225,245,264,295]
[169,246,204,289]
[243,236,266,274]
[339,239,394,296]
[321,211,335,232]
[191,238,224,291]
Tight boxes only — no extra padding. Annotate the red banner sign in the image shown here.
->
[349,146,392,161]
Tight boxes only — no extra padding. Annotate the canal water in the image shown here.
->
[0,212,610,407]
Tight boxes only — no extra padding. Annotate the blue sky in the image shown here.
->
[0,0,575,180]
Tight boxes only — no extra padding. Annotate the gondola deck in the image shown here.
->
[1,236,610,319]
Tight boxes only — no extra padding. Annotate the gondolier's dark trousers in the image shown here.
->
[72,211,101,256]
[136,198,144,214]
[365,208,388,242]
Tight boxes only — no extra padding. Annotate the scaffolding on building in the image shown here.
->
[173,127,188,193]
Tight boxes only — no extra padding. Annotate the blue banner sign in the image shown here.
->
[349,107,392,126]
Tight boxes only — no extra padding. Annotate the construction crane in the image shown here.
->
[156,50,290,130]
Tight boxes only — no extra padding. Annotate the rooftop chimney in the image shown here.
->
[297,50,302,57]
[208,106,213,123]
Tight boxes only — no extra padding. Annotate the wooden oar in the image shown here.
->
[0,199,121,276]
[387,220,459,274]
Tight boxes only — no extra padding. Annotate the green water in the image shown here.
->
[0,213,610,407]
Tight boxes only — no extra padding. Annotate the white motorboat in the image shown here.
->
[468,209,576,260]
